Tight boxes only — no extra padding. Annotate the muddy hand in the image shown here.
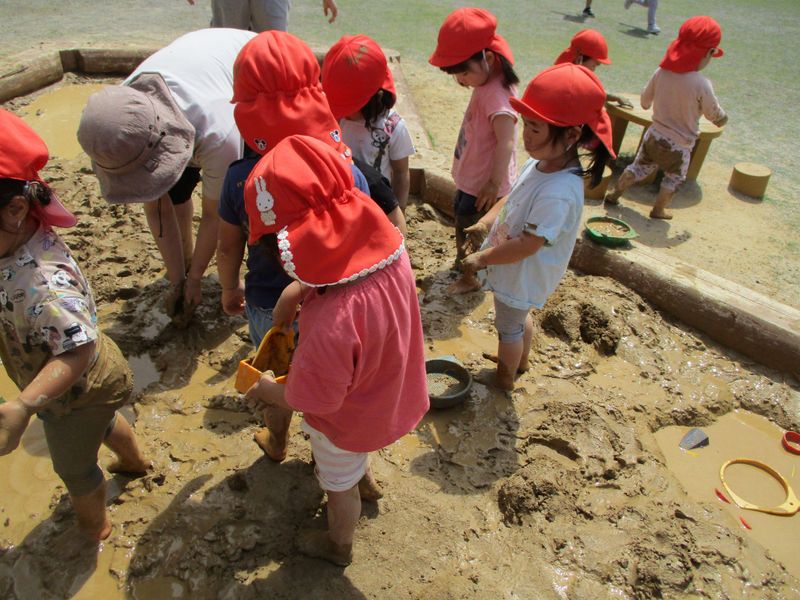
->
[0,401,32,456]
[244,370,277,411]
[462,222,489,256]
[164,279,185,318]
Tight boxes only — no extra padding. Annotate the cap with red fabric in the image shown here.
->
[232,30,351,159]
[660,16,724,73]
[0,108,77,228]
[429,7,514,67]
[244,135,404,287]
[554,29,611,66]
[510,63,616,159]
[322,34,397,121]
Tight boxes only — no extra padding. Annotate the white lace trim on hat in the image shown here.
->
[276,227,405,288]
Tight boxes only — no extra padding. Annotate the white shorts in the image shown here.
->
[301,420,368,492]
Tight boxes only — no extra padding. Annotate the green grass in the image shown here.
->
[287,0,799,229]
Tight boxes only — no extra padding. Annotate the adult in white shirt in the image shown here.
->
[78,29,255,325]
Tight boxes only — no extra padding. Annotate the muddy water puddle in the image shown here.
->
[656,410,800,579]
[20,84,106,159]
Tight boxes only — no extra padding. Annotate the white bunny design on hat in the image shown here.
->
[254,176,276,226]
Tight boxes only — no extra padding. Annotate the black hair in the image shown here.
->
[256,233,285,273]
[543,125,610,188]
[0,178,51,209]
[440,50,519,89]
[360,89,396,128]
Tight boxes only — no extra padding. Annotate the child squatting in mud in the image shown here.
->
[242,135,429,566]
[0,109,149,541]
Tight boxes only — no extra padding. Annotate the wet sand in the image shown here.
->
[1,78,799,599]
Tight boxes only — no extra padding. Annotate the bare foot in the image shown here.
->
[297,530,352,566]
[253,428,287,462]
[447,274,482,295]
[107,458,151,478]
[649,208,673,220]
[357,473,383,502]
[79,515,112,542]
[481,352,529,374]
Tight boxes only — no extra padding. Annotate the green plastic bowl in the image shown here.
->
[585,216,638,247]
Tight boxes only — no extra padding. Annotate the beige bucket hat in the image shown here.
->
[77,73,195,204]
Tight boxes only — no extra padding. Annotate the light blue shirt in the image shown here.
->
[480,159,583,310]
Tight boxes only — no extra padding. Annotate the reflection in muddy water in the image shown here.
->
[129,353,161,395]
[21,84,106,159]
[656,411,800,579]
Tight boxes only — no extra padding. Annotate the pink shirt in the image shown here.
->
[285,251,429,452]
[451,74,518,197]
[641,68,726,149]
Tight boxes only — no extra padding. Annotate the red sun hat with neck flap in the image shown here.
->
[510,63,616,159]
[244,135,404,287]
[232,30,351,159]
[660,16,724,73]
[0,108,77,228]
[322,34,397,121]
[554,29,611,66]
[429,7,514,67]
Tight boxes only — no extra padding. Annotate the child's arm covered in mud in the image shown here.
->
[0,342,95,455]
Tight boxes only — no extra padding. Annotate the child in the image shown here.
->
[219,30,403,457]
[460,64,614,391]
[0,109,149,540]
[323,34,416,211]
[554,29,634,108]
[605,16,727,219]
[624,0,660,35]
[242,135,429,566]
[429,7,519,294]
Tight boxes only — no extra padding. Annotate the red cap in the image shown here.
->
[429,7,514,67]
[660,16,724,73]
[232,31,351,159]
[0,109,77,228]
[510,64,616,159]
[322,35,397,121]
[245,135,404,286]
[554,29,611,66]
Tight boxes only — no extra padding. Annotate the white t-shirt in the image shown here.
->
[340,109,415,180]
[125,28,256,202]
[480,159,584,310]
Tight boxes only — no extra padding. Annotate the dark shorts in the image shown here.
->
[168,167,201,206]
[453,189,479,217]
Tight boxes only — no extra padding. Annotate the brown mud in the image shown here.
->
[0,79,799,599]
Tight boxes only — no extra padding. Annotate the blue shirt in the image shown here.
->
[218,156,370,309]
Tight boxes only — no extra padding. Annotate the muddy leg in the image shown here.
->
[448,213,482,294]
[357,461,383,502]
[604,170,637,205]
[298,485,358,566]
[518,313,534,373]
[105,415,150,476]
[650,186,675,220]
[71,482,111,541]
[174,200,195,273]
[254,406,293,462]
[495,339,523,391]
